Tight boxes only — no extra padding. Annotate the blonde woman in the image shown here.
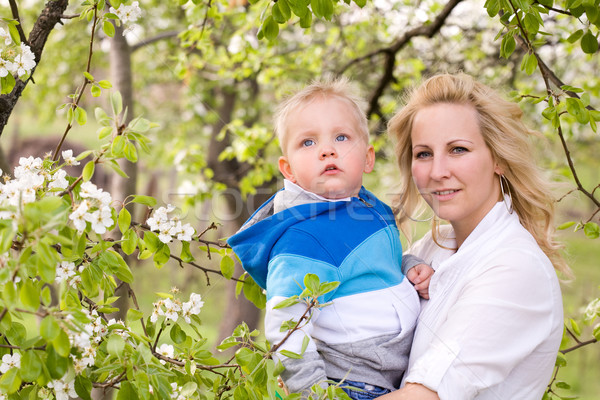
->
[381,73,570,400]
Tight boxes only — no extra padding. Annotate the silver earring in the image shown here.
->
[499,175,514,214]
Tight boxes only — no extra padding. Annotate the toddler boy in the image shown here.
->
[228,77,429,398]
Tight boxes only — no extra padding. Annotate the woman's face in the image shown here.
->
[410,103,502,244]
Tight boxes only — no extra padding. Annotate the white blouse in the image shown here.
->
[403,202,563,400]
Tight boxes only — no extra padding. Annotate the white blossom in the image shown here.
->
[62,149,80,166]
[163,298,181,322]
[0,56,14,78]
[49,378,77,400]
[11,43,36,77]
[0,27,11,45]
[157,343,174,364]
[69,201,89,232]
[48,169,69,190]
[84,206,113,234]
[110,1,142,24]
[585,298,600,321]
[169,221,195,242]
[0,353,21,373]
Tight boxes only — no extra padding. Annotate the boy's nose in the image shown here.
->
[319,149,336,159]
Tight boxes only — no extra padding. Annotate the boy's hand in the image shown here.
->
[406,263,434,300]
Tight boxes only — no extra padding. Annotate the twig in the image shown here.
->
[52,4,100,161]
[8,0,28,44]
[268,298,316,355]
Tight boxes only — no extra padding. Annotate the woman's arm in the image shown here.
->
[379,383,440,400]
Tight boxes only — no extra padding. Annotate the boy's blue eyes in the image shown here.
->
[302,135,347,147]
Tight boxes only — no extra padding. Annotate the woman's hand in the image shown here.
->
[378,383,440,400]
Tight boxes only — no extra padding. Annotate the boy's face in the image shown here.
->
[278,97,375,199]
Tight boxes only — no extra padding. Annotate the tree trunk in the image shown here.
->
[0,0,70,136]
[207,88,263,344]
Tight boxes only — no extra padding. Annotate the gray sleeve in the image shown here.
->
[401,253,425,275]
[280,352,329,394]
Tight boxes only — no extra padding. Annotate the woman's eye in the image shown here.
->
[451,146,468,154]
[335,134,348,142]
[302,139,315,147]
[415,151,432,159]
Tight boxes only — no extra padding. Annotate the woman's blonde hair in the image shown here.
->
[273,76,370,154]
[388,73,570,276]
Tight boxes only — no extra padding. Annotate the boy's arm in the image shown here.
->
[402,254,434,300]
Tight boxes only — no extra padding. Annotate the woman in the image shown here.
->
[381,73,570,400]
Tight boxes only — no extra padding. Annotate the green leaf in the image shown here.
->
[98,80,112,89]
[118,208,131,234]
[557,221,576,230]
[220,255,235,279]
[0,366,21,394]
[484,0,501,17]
[40,315,61,341]
[121,228,138,255]
[46,344,69,379]
[52,328,71,358]
[19,279,40,311]
[273,296,299,310]
[311,0,334,19]
[520,52,538,75]
[1,74,16,95]
[523,13,539,35]
[124,141,138,162]
[567,29,584,43]
[261,16,279,41]
[111,91,123,116]
[289,0,309,17]
[75,375,93,400]
[501,34,516,58]
[180,241,194,263]
[279,349,303,359]
[566,97,589,124]
[584,222,600,239]
[84,71,94,81]
[581,30,599,54]
[131,195,157,207]
[103,20,116,37]
[303,273,320,294]
[91,85,102,97]
[107,334,126,358]
[153,244,170,267]
[299,11,313,28]
[7,23,21,45]
[19,350,43,382]
[111,135,126,157]
[570,318,581,336]
[82,160,95,182]
[75,106,87,125]
[170,323,187,344]
[126,308,144,322]
[117,381,139,400]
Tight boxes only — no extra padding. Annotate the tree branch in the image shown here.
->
[130,30,181,52]
[338,0,464,119]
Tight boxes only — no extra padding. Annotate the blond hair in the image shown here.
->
[388,73,570,276]
[274,76,370,154]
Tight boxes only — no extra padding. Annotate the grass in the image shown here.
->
[554,232,600,400]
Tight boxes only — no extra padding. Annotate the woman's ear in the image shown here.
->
[364,145,375,174]
[278,156,296,182]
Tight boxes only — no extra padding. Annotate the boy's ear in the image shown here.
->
[364,145,375,174]
[278,156,296,182]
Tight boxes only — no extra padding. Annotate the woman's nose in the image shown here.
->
[430,157,450,180]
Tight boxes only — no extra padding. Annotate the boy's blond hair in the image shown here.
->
[274,76,370,154]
